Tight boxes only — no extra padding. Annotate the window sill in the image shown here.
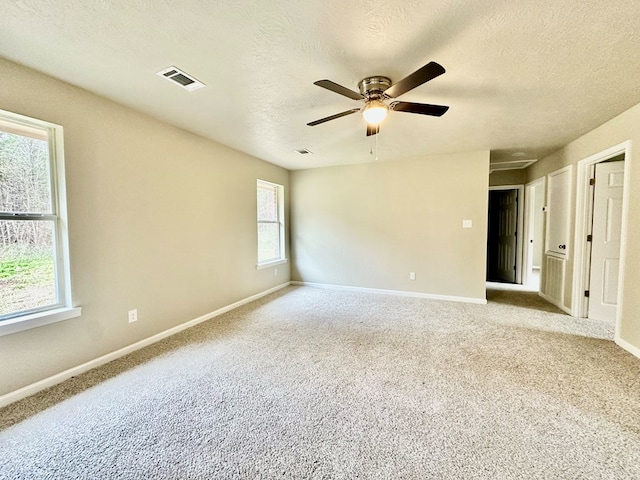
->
[0,306,82,337]
[256,258,288,270]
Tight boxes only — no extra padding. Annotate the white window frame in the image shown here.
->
[0,109,80,337]
[256,179,286,269]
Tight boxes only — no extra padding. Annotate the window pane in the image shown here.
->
[0,130,52,214]
[257,222,280,263]
[0,220,57,318]
[257,185,277,221]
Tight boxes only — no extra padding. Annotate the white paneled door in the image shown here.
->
[546,166,572,257]
[588,161,624,323]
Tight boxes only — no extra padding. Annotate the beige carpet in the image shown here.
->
[1,285,639,479]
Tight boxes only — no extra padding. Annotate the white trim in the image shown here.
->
[616,336,640,360]
[488,185,525,284]
[291,281,487,304]
[539,291,573,315]
[571,141,631,339]
[52,125,73,310]
[256,258,288,270]
[615,145,631,343]
[0,282,290,408]
[0,307,82,337]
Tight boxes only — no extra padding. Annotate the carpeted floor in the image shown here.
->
[1,286,639,479]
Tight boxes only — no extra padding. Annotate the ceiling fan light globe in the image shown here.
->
[362,101,388,125]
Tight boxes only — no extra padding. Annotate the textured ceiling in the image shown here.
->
[2,0,640,170]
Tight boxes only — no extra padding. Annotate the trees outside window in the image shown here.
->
[0,111,71,321]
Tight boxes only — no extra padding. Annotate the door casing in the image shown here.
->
[488,185,524,284]
[572,141,631,343]
[523,177,546,288]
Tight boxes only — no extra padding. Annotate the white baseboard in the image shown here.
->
[615,336,640,360]
[290,281,487,305]
[0,282,291,409]
[539,291,573,315]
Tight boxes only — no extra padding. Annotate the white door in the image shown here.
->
[546,167,572,257]
[588,161,624,322]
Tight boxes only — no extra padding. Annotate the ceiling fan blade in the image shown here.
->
[389,101,449,117]
[314,80,364,100]
[366,124,380,136]
[307,108,361,126]
[384,61,446,98]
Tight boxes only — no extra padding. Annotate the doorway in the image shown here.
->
[523,178,545,291]
[487,186,524,283]
[572,142,630,337]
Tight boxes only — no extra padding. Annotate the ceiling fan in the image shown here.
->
[307,61,449,136]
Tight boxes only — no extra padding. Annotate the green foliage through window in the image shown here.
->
[0,118,60,319]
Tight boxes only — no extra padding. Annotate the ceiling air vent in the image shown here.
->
[295,148,313,155]
[156,66,206,91]
[489,158,537,173]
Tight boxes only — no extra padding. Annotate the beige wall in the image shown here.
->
[290,151,490,300]
[489,168,527,186]
[527,102,640,352]
[0,58,289,395]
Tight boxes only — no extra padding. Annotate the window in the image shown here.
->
[0,109,79,335]
[256,179,285,268]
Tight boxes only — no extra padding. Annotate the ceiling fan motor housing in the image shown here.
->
[358,76,392,100]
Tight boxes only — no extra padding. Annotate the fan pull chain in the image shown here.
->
[369,131,379,160]
[375,132,379,161]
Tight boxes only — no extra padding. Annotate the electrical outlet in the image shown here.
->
[274,268,278,276]
[409,272,416,280]
[128,309,138,323]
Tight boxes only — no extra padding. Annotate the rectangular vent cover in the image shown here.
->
[156,66,205,91]
[489,158,537,173]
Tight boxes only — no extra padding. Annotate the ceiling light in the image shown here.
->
[362,100,388,125]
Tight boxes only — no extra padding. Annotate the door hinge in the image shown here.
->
[587,234,593,242]
[584,290,590,298]
[589,178,596,186]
